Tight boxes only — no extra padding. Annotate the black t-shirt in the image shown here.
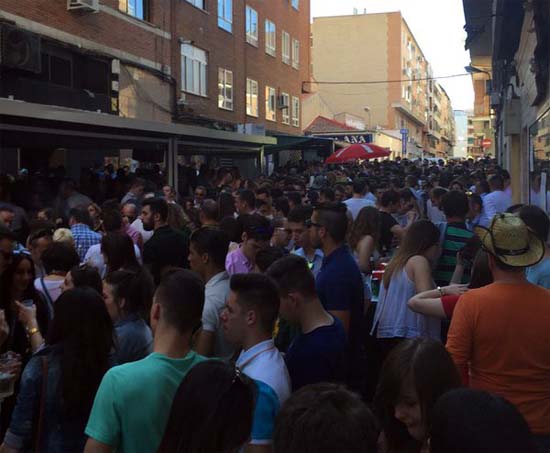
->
[379,211,398,254]
[143,225,189,284]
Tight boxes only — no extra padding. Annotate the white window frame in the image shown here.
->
[265,20,276,57]
[291,0,299,10]
[292,38,300,69]
[185,0,205,9]
[245,6,258,46]
[265,86,276,122]
[218,0,232,33]
[292,96,300,127]
[181,44,208,97]
[282,31,291,65]
[281,92,290,124]
[218,68,233,111]
[246,78,259,117]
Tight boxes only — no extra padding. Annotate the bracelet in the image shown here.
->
[26,327,40,338]
[437,286,444,297]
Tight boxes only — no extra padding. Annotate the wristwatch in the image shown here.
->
[437,286,444,297]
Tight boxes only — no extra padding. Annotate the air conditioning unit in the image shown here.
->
[0,24,42,73]
[67,0,100,12]
[277,95,289,109]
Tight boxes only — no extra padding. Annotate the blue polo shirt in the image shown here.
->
[315,245,364,384]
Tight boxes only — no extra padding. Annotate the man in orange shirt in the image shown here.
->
[447,213,550,447]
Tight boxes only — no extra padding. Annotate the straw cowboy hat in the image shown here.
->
[474,213,545,267]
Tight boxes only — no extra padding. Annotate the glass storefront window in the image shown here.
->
[529,108,550,213]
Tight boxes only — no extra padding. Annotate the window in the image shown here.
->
[246,6,258,46]
[265,86,276,122]
[292,38,300,69]
[265,20,276,56]
[282,31,290,64]
[246,78,259,117]
[218,68,233,110]
[291,0,299,10]
[181,44,207,97]
[292,96,300,127]
[281,92,290,124]
[218,0,232,32]
[119,0,148,20]
[186,0,205,9]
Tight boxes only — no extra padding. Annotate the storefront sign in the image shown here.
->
[319,133,373,144]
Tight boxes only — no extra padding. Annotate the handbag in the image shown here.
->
[33,356,48,452]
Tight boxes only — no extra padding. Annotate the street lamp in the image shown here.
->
[464,65,491,76]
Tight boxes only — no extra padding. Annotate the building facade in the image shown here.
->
[453,110,469,158]
[306,11,455,159]
[463,0,550,209]
[0,0,308,178]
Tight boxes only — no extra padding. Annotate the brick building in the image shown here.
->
[0,0,310,181]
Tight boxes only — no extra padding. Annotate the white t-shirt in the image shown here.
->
[130,218,154,244]
[34,277,64,316]
[344,197,376,220]
[483,190,512,221]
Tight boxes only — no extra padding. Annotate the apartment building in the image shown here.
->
[177,0,310,134]
[307,11,455,158]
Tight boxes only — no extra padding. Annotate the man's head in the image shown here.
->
[380,190,401,213]
[353,178,369,197]
[235,189,256,215]
[194,186,207,205]
[0,224,16,256]
[240,214,272,263]
[430,187,448,207]
[68,208,92,227]
[141,198,168,231]
[398,189,416,215]
[28,229,53,266]
[151,269,204,336]
[221,273,280,346]
[333,185,345,203]
[319,187,335,203]
[273,383,379,453]
[309,202,348,250]
[163,185,176,202]
[256,188,272,207]
[59,179,76,199]
[0,205,15,228]
[129,178,145,198]
[101,210,123,233]
[488,174,504,192]
[266,255,317,323]
[199,199,219,226]
[121,203,137,224]
[287,205,313,250]
[188,227,229,277]
[287,192,302,210]
[441,190,469,220]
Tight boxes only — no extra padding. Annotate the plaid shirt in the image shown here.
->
[71,224,101,262]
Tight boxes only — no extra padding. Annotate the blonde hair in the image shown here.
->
[53,228,75,248]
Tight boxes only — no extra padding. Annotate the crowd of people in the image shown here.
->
[0,156,549,452]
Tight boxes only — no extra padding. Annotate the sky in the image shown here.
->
[310,0,474,111]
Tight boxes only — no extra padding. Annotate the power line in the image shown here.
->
[305,73,471,86]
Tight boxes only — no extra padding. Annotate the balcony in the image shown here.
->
[392,102,426,127]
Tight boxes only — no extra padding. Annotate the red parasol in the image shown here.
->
[325,143,392,164]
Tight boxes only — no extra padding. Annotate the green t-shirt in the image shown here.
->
[85,351,206,453]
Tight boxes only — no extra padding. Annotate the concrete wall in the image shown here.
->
[311,13,390,128]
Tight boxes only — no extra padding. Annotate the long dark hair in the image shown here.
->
[158,361,256,453]
[468,250,493,289]
[47,287,114,416]
[383,220,440,288]
[101,232,140,274]
[374,338,461,452]
[104,268,154,320]
[348,206,381,250]
[0,253,39,307]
